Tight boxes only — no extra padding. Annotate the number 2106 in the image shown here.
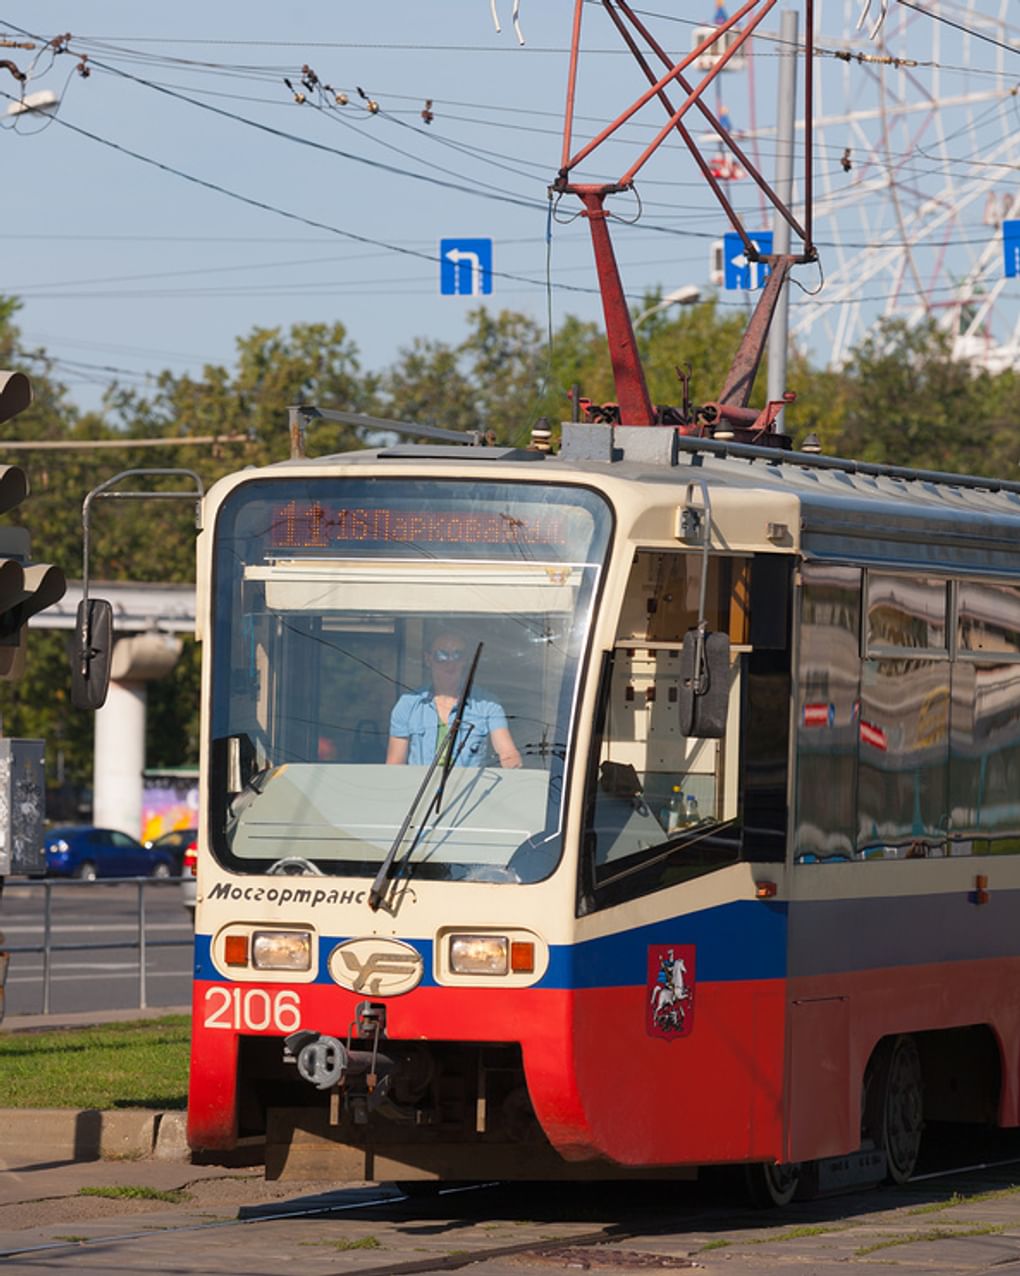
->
[203,986,301,1032]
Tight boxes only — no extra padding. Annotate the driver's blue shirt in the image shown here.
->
[389,688,509,766]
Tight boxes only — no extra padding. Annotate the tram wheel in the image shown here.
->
[742,1160,803,1209]
[865,1034,924,1184]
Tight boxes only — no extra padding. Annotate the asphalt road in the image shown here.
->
[0,877,193,1018]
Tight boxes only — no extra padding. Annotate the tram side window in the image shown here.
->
[860,574,952,858]
[950,581,1020,856]
[583,551,747,903]
[793,565,862,863]
[795,568,1020,864]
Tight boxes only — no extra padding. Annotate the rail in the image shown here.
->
[2,876,192,1014]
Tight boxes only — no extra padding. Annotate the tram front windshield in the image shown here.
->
[208,478,611,884]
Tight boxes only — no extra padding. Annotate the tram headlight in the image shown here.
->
[252,929,312,971]
[449,934,508,975]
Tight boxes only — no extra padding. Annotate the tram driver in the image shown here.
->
[385,630,522,769]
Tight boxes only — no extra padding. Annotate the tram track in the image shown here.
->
[0,1179,417,1262]
[5,1150,1020,1272]
[0,1183,696,1274]
[0,1177,698,1267]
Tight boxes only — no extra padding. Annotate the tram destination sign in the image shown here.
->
[270,500,570,550]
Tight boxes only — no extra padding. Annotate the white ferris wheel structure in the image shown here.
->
[784,0,1020,370]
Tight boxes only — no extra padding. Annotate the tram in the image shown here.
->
[185,421,1020,1202]
[177,4,1020,1204]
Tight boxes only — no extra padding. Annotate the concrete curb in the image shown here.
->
[2,1107,186,1162]
[1,1108,265,1167]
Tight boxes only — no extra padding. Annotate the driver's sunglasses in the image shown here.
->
[431,648,466,663]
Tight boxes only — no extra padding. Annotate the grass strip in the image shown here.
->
[855,1224,1004,1256]
[750,1224,849,1244]
[79,1185,192,1204]
[0,1015,190,1109]
[910,1184,1020,1215]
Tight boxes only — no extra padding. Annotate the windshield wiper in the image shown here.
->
[431,642,482,818]
[368,642,483,912]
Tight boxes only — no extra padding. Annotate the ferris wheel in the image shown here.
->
[784,0,1020,369]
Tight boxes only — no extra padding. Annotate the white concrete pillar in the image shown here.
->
[93,678,148,836]
[92,631,183,838]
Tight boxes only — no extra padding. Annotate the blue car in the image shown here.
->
[42,826,175,881]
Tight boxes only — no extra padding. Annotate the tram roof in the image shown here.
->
[560,429,1020,575]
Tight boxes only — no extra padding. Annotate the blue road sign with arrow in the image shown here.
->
[1004,220,1020,279]
[440,238,493,296]
[723,231,773,290]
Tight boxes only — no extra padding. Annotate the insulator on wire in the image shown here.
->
[489,0,525,44]
[529,418,552,453]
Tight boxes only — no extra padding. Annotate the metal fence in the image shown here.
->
[3,876,193,1014]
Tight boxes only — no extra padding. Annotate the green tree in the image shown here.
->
[0,316,381,791]
[829,318,1017,476]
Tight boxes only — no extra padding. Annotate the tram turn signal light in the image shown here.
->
[755,880,778,898]
[224,934,249,967]
[510,941,535,973]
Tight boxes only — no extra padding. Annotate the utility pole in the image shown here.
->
[767,8,799,435]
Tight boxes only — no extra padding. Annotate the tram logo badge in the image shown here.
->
[646,945,695,1039]
[328,938,425,996]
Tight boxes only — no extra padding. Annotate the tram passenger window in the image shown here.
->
[794,565,861,863]
[860,571,949,857]
[949,659,1020,855]
[866,574,948,652]
[948,582,1020,856]
[957,581,1020,659]
[857,657,949,858]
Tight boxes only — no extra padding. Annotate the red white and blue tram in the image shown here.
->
[186,423,1020,1202]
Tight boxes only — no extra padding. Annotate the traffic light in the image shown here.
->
[0,373,67,679]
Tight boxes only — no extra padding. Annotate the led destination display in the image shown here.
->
[271,500,570,550]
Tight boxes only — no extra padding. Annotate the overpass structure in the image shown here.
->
[36,581,197,840]
[41,581,196,634]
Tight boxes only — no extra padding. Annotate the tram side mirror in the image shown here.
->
[70,598,114,710]
[678,628,730,738]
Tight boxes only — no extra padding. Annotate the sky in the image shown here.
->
[1,1,1017,416]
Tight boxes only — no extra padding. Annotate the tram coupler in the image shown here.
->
[283,1030,392,1092]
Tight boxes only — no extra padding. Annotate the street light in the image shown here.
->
[634,285,702,327]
